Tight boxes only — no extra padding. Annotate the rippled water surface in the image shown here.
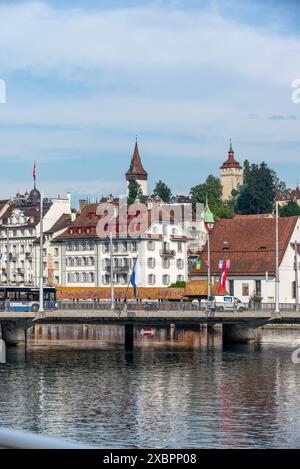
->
[1,325,300,448]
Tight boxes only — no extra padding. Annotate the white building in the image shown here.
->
[56,201,189,288]
[190,214,300,304]
[0,188,72,286]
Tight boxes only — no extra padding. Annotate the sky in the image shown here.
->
[0,0,300,208]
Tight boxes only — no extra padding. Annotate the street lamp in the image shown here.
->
[203,197,215,300]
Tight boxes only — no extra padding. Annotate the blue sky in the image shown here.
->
[0,0,300,208]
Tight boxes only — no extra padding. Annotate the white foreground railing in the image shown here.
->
[0,427,92,449]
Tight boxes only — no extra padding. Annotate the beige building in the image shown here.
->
[220,141,243,201]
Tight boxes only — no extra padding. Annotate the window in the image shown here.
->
[54,262,59,269]
[147,258,155,268]
[178,242,182,252]
[75,257,80,266]
[75,273,79,283]
[255,280,261,296]
[148,274,156,285]
[147,240,155,251]
[81,257,86,266]
[82,272,87,283]
[163,274,170,285]
[242,283,249,296]
[229,280,234,296]
[89,273,95,283]
[177,275,184,282]
[54,248,59,257]
[69,257,74,267]
[163,258,170,269]
[176,259,183,269]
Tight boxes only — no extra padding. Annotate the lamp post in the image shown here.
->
[203,197,215,300]
[110,232,114,310]
[39,191,44,313]
[275,201,280,313]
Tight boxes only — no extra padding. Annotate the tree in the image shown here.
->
[271,169,290,200]
[190,175,235,219]
[153,180,172,203]
[279,200,300,217]
[190,175,222,213]
[127,180,142,205]
[235,162,275,214]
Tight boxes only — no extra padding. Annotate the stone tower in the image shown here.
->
[220,140,243,201]
[126,141,148,196]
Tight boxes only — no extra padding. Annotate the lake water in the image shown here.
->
[1,324,300,448]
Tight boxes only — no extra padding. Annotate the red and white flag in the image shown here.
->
[33,161,36,182]
[218,261,228,293]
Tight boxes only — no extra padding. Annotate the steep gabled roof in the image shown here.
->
[126,142,148,180]
[191,215,298,277]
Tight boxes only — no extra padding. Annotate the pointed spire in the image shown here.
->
[220,139,242,169]
[126,140,148,180]
[203,196,214,224]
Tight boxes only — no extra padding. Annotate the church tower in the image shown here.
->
[125,141,148,196]
[220,140,243,201]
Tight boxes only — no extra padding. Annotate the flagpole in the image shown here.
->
[39,191,44,313]
[110,232,114,310]
[6,227,10,285]
[119,255,138,317]
[275,201,280,313]
[207,231,211,300]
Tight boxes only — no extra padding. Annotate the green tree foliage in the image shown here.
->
[235,162,275,214]
[190,175,235,219]
[169,280,186,288]
[153,180,172,203]
[127,180,142,205]
[271,169,290,199]
[279,200,300,217]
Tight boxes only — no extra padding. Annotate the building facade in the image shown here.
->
[57,202,189,288]
[190,214,300,304]
[0,188,72,286]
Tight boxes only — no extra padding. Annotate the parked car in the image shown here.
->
[210,295,248,312]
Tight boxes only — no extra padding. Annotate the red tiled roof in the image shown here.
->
[0,202,52,227]
[56,202,193,241]
[45,213,73,234]
[220,141,242,169]
[126,142,148,180]
[191,215,298,277]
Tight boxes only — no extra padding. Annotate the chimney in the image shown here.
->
[79,199,88,213]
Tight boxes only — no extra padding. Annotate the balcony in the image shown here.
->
[159,249,175,257]
[105,265,130,273]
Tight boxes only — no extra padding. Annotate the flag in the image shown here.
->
[218,259,224,269]
[130,258,142,297]
[0,253,7,262]
[226,259,230,269]
[218,261,228,293]
[196,259,201,270]
[33,161,36,182]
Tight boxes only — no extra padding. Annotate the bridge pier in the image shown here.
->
[0,324,6,364]
[124,324,134,350]
[1,324,26,346]
[223,324,262,344]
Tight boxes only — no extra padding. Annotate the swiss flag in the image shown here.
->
[33,161,36,181]
[218,261,228,293]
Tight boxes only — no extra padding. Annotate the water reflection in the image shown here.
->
[1,325,300,448]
